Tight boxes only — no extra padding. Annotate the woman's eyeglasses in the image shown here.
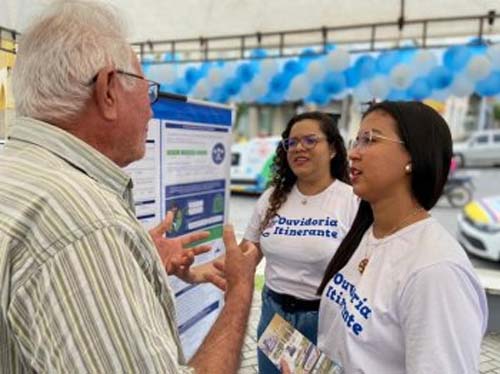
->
[348,129,404,150]
[281,135,326,151]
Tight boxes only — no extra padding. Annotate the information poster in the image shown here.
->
[154,95,233,359]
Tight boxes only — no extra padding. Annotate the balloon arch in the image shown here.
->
[143,42,500,105]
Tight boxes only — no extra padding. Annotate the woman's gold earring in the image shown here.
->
[405,164,412,173]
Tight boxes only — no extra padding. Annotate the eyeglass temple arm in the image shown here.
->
[157,91,187,102]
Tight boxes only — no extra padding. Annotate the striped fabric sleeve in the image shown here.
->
[7,225,194,374]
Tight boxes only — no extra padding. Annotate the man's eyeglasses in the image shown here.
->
[87,70,160,104]
[281,135,326,152]
[348,129,404,150]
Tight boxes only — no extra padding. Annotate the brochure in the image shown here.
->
[257,314,344,373]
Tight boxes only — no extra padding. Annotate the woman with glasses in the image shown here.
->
[242,111,359,373]
[314,101,487,373]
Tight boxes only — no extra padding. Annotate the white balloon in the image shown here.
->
[306,59,326,82]
[367,76,390,99]
[326,49,350,72]
[287,75,311,101]
[450,75,474,97]
[222,62,238,77]
[352,83,372,103]
[238,86,254,102]
[390,64,413,90]
[260,59,280,80]
[466,55,492,81]
[145,64,177,84]
[192,79,210,98]
[486,43,500,69]
[249,77,269,99]
[413,50,437,76]
[207,68,224,86]
[431,88,450,101]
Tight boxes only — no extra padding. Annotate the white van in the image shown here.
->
[230,136,281,194]
[453,129,500,167]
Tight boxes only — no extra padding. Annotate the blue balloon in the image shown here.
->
[443,45,472,72]
[323,72,346,94]
[308,82,329,105]
[260,91,285,104]
[237,63,257,83]
[428,66,453,89]
[467,38,488,55]
[475,71,500,96]
[223,78,243,96]
[387,89,409,101]
[141,63,151,76]
[173,79,190,95]
[284,60,305,76]
[344,66,361,88]
[210,87,229,103]
[398,48,417,63]
[324,44,336,53]
[184,67,201,86]
[300,48,318,59]
[200,62,212,76]
[250,48,268,59]
[355,55,377,80]
[270,73,292,94]
[408,77,431,100]
[162,52,179,62]
[376,51,401,74]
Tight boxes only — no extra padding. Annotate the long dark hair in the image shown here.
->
[318,101,453,294]
[259,111,350,232]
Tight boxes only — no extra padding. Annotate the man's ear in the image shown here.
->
[94,67,119,121]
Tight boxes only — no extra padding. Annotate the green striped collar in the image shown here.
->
[8,117,133,199]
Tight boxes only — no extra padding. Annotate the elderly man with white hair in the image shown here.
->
[0,1,258,373]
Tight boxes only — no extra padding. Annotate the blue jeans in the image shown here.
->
[257,286,319,374]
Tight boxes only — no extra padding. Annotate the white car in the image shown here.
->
[453,129,500,167]
[457,195,500,262]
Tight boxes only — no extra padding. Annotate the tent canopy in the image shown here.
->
[1,0,499,43]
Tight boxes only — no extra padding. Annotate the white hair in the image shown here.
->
[13,1,136,124]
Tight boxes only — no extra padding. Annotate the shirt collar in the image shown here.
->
[8,117,133,201]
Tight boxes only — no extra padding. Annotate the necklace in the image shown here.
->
[358,206,425,275]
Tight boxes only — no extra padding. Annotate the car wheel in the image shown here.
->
[447,186,472,208]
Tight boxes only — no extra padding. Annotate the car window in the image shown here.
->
[494,134,500,143]
[474,135,489,144]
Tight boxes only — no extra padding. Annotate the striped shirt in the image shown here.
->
[0,117,193,373]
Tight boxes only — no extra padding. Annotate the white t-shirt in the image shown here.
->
[318,217,488,374]
[244,180,359,300]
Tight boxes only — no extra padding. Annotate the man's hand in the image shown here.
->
[149,211,211,283]
[222,225,260,297]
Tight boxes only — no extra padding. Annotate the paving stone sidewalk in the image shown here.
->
[238,291,500,374]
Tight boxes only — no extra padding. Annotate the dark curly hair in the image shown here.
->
[259,111,350,232]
